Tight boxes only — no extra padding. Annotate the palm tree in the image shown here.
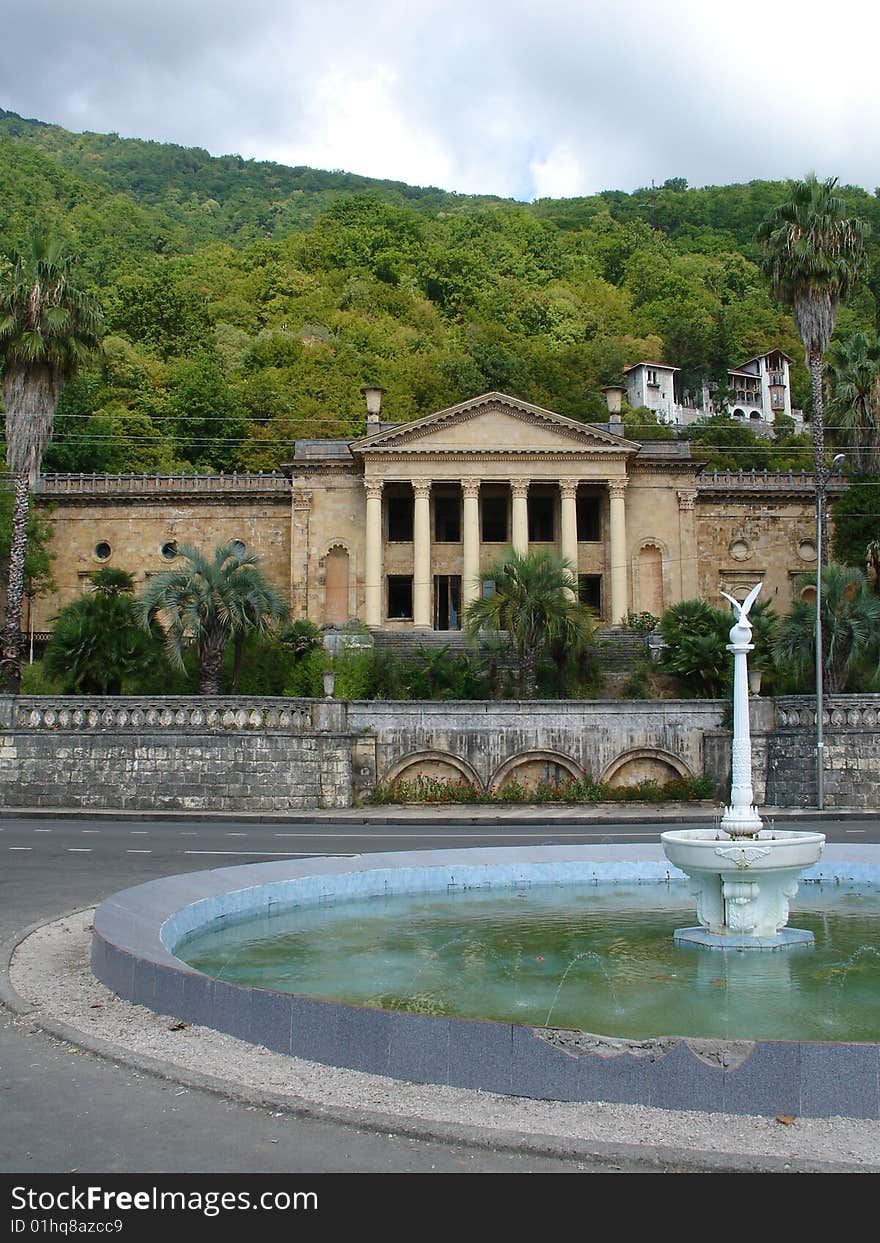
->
[135,542,288,695]
[463,548,592,698]
[775,563,880,694]
[866,538,880,598]
[0,231,103,689]
[43,568,161,695]
[826,330,880,476]
[757,176,869,561]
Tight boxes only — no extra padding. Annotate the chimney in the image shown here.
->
[361,385,386,429]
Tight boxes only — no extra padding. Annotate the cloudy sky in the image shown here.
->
[3,0,878,201]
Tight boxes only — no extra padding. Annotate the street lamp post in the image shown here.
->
[815,453,846,810]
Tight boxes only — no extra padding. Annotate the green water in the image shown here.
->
[177,882,880,1042]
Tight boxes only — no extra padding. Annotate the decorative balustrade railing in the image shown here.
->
[774,695,880,729]
[1,696,342,734]
[27,472,290,497]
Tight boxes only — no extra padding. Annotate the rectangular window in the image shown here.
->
[387,495,413,542]
[434,495,461,542]
[387,576,413,619]
[481,494,508,542]
[578,574,602,614]
[576,495,601,542]
[434,575,462,630]
[528,495,554,542]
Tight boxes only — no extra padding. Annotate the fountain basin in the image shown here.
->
[660,829,825,947]
[90,844,880,1119]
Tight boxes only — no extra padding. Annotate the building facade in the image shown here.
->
[29,390,824,638]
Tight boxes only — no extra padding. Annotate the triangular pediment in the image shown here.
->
[350,392,638,456]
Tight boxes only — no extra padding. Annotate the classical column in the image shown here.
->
[461,478,481,609]
[677,489,699,601]
[290,485,312,618]
[559,480,579,598]
[511,478,530,555]
[608,479,629,623]
[413,477,432,628]
[364,479,384,627]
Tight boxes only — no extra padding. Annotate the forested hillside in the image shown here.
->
[2,107,879,475]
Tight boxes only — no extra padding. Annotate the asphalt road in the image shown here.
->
[1,812,875,1178]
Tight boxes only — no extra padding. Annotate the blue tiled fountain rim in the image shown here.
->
[90,844,880,1120]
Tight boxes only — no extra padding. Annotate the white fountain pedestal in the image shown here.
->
[660,828,826,949]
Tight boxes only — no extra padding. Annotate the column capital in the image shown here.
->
[559,480,579,501]
[364,479,384,501]
[510,477,530,500]
[461,478,481,500]
[412,477,432,499]
[608,479,628,501]
[677,489,697,511]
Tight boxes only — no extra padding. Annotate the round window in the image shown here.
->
[161,540,178,561]
[729,539,750,562]
[230,539,246,555]
[798,540,817,562]
[94,541,112,561]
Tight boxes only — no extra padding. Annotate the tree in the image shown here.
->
[831,481,880,579]
[43,568,161,694]
[757,176,870,561]
[826,330,880,475]
[463,549,592,698]
[0,231,103,689]
[135,541,288,695]
[775,564,880,693]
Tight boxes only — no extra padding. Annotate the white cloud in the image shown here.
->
[2,0,879,199]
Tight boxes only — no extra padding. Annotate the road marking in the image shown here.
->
[33,829,52,833]
[81,830,100,834]
[226,832,247,837]
[126,849,153,854]
[129,830,149,835]
[845,829,867,834]
[270,829,677,838]
[9,846,33,851]
[67,848,92,852]
[183,849,356,857]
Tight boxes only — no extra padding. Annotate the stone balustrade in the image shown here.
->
[2,696,344,735]
[774,695,880,730]
[30,471,290,497]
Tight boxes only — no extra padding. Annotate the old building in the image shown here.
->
[28,388,824,639]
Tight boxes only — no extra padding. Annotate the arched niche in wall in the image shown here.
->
[635,541,665,617]
[382,751,483,791]
[600,747,693,790]
[322,543,351,625]
[490,749,582,792]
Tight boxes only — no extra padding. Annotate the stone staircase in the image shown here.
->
[369,625,651,675]
[592,627,652,671]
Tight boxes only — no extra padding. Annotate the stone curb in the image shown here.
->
[0,804,871,825]
[2,912,876,1175]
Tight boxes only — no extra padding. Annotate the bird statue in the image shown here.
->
[720,581,762,621]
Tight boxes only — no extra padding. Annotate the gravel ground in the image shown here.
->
[8,911,880,1172]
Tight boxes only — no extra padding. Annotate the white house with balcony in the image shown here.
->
[624,349,801,435]
[624,361,680,423]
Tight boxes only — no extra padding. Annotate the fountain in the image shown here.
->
[85,581,880,1117]
[660,583,825,948]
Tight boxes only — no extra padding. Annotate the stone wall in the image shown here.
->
[764,695,880,810]
[0,697,351,811]
[348,698,725,793]
[2,693,879,812]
